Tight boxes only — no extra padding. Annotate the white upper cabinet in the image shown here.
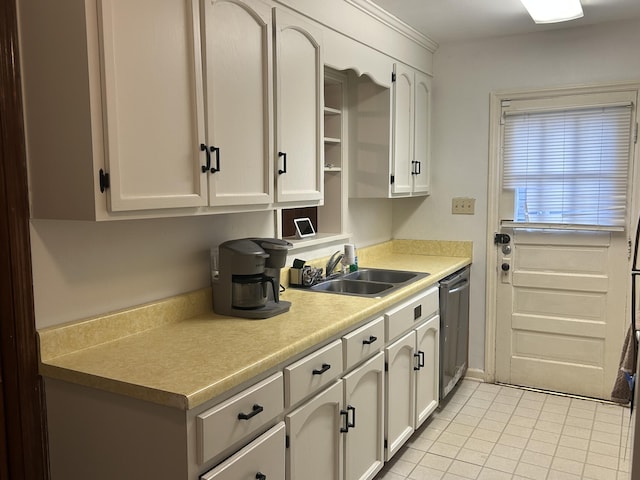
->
[100,0,209,212]
[274,8,324,204]
[349,64,431,199]
[391,63,431,197]
[202,0,273,207]
[412,71,432,195]
[391,63,414,196]
[20,0,323,220]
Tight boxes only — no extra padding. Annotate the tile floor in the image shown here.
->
[375,380,632,480]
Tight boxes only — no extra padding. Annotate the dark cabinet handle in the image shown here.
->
[210,146,220,173]
[347,405,356,429]
[278,151,287,174]
[411,160,417,175]
[413,351,425,371]
[201,143,211,173]
[256,473,266,480]
[238,404,263,420]
[416,161,421,174]
[340,408,349,433]
[312,363,331,375]
[340,405,356,433]
[362,335,377,345]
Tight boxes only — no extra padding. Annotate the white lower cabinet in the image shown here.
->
[385,314,439,460]
[286,352,385,480]
[200,422,285,480]
[286,380,344,480]
[343,352,385,480]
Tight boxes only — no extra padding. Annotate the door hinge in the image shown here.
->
[99,169,110,193]
[286,435,290,448]
[391,72,396,82]
[390,174,395,185]
[384,439,388,449]
[634,122,638,144]
[384,362,388,372]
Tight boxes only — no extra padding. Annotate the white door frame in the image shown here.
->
[484,81,640,384]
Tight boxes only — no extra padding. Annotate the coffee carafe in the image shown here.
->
[251,238,292,303]
[212,238,292,319]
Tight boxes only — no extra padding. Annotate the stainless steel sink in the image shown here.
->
[310,278,394,296]
[307,268,430,298]
[343,268,420,284]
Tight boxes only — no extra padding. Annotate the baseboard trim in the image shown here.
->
[464,368,486,382]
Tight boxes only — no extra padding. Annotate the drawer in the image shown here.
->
[385,286,439,342]
[342,316,385,369]
[200,422,285,480]
[284,339,343,407]
[197,372,284,464]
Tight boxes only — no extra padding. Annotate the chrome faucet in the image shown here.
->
[325,250,344,278]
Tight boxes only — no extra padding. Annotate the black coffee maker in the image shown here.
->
[212,238,292,319]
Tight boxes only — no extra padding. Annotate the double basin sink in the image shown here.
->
[309,268,430,298]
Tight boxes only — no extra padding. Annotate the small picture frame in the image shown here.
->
[293,217,316,239]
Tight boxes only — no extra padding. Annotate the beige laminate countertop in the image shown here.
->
[38,240,471,410]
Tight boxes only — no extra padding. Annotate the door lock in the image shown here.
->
[494,233,511,245]
[501,263,510,272]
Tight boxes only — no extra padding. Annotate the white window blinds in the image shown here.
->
[502,104,633,228]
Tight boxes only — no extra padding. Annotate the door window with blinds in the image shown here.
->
[501,92,637,230]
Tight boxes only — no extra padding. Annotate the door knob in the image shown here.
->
[501,263,510,272]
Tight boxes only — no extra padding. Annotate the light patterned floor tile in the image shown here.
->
[373,384,629,480]
[446,460,482,479]
[514,461,549,479]
[477,468,512,480]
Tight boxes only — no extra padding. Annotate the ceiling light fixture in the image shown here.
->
[520,0,584,24]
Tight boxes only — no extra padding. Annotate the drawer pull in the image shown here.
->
[256,473,267,480]
[312,363,331,375]
[362,335,378,345]
[237,404,264,420]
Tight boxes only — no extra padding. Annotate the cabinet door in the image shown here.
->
[384,330,415,460]
[200,422,285,480]
[390,63,413,196]
[412,72,431,195]
[203,0,273,207]
[286,381,343,480]
[415,315,439,428]
[99,0,208,211]
[274,8,324,204]
[343,352,385,480]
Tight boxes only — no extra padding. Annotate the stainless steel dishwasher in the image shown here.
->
[439,266,470,400]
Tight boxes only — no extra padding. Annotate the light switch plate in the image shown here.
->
[452,197,475,215]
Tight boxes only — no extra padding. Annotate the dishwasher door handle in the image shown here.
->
[446,279,469,294]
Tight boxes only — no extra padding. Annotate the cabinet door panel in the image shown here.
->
[200,422,285,480]
[204,0,273,206]
[412,72,431,195]
[274,8,323,204]
[100,0,207,211]
[415,315,439,428]
[286,381,343,480]
[384,331,415,460]
[391,63,413,196]
[343,353,385,480]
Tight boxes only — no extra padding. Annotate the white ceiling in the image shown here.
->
[369,0,640,45]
